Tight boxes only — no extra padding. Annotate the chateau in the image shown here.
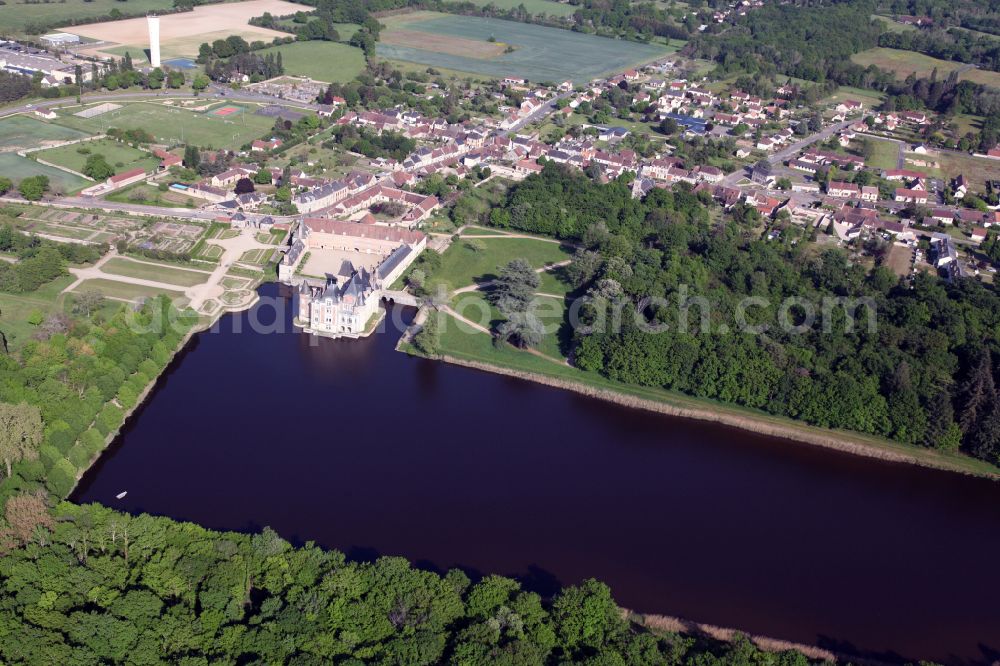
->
[285,218,426,338]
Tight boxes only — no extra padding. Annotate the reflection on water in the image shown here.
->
[74,284,1000,664]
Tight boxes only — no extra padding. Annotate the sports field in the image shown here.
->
[852,48,1000,89]
[376,12,670,83]
[0,154,90,194]
[0,116,91,151]
[52,102,274,151]
[67,0,306,60]
[255,41,367,82]
[35,139,159,176]
[0,0,173,33]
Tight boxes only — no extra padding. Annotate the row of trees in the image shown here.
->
[479,163,1000,464]
[0,495,819,664]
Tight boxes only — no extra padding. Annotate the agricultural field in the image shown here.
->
[52,102,275,151]
[0,0,173,33]
[376,12,670,83]
[34,138,159,176]
[101,257,211,287]
[255,41,366,83]
[461,0,577,17]
[0,154,90,194]
[851,48,1000,89]
[66,0,305,61]
[0,116,91,151]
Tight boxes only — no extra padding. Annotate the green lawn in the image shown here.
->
[101,257,209,287]
[72,278,186,302]
[423,311,1000,478]
[0,115,91,150]
[34,139,159,176]
[256,41,366,83]
[52,102,275,151]
[0,276,75,351]
[0,0,173,32]
[105,183,200,208]
[427,235,574,292]
[865,138,900,171]
[0,154,91,195]
[460,0,578,17]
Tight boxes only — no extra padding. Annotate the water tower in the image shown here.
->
[147,15,161,68]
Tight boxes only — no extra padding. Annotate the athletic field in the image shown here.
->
[0,116,91,151]
[376,12,670,83]
[52,102,275,151]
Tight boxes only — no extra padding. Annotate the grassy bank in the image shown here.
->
[402,309,1000,479]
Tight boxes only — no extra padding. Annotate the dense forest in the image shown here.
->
[485,164,1000,464]
[0,221,823,663]
[0,500,821,665]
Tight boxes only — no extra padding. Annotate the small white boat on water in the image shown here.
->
[116,491,127,499]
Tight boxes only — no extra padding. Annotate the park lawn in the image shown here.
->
[952,114,983,136]
[239,248,273,265]
[34,139,159,175]
[256,41,366,83]
[866,138,900,171]
[101,257,209,287]
[52,102,275,151]
[0,275,75,351]
[72,278,186,302]
[424,312,1000,478]
[536,264,575,296]
[428,236,574,292]
[0,0,172,32]
[0,154,90,194]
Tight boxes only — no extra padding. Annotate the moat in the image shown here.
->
[74,283,1000,664]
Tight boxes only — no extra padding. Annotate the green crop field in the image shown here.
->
[256,41,366,82]
[0,154,91,194]
[376,12,670,83]
[52,102,275,151]
[0,0,174,33]
[34,139,159,175]
[0,116,91,150]
[461,0,577,17]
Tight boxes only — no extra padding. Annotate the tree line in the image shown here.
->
[482,163,1000,464]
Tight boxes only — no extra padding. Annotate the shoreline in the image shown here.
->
[420,351,999,480]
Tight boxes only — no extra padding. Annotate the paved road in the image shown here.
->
[722,120,855,186]
[502,91,574,136]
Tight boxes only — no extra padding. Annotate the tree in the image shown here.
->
[147,68,164,90]
[658,117,678,135]
[72,291,106,318]
[18,175,49,201]
[167,70,185,89]
[0,402,43,480]
[0,177,11,195]
[4,491,53,545]
[83,154,115,180]
[489,258,539,316]
[253,169,272,185]
[192,74,210,93]
[234,177,255,194]
[496,311,544,349]
[183,145,200,170]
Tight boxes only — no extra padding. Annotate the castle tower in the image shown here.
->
[147,15,161,68]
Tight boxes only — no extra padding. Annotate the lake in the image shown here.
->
[74,284,1000,664]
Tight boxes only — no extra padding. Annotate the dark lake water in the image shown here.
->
[74,284,1000,664]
